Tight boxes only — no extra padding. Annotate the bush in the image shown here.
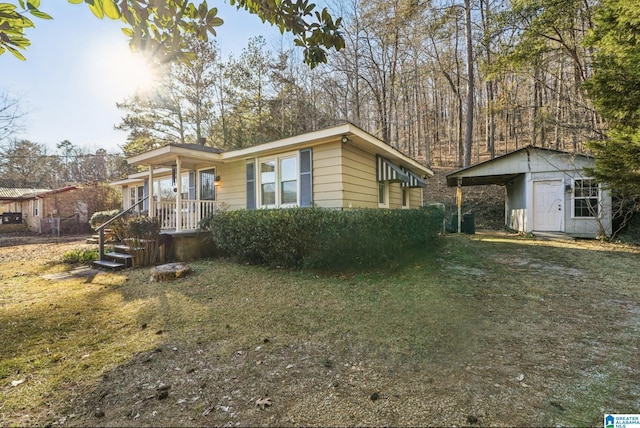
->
[201,207,443,271]
[62,249,99,264]
[89,209,128,241]
[88,210,120,229]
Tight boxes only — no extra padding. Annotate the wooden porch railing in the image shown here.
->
[155,200,218,231]
[95,198,216,263]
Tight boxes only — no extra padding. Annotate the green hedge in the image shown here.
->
[200,207,443,271]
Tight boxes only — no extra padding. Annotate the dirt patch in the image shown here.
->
[0,234,94,262]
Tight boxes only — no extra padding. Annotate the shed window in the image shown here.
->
[573,179,599,217]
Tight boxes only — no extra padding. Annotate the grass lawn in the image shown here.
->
[1,233,639,426]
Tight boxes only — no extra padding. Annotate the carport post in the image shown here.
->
[457,177,463,233]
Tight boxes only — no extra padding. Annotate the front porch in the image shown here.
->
[112,143,226,234]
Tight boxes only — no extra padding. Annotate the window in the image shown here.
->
[402,188,410,209]
[180,173,189,200]
[154,177,174,201]
[574,179,599,217]
[259,154,297,207]
[260,160,276,206]
[32,199,40,216]
[130,185,144,211]
[200,169,216,200]
[280,157,297,204]
[378,182,388,208]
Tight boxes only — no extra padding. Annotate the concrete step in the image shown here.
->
[105,252,134,261]
[93,260,126,269]
[104,252,134,268]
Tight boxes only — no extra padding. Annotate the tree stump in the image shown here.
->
[150,263,192,282]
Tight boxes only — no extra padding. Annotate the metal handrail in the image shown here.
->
[97,196,149,262]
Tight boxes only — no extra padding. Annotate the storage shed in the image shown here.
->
[446,146,612,238]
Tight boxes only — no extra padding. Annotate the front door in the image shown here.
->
[533,180,564,231]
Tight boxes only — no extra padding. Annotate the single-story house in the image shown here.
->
[0,186,89,234]
[446,146,612,238]
[111,123,434,236]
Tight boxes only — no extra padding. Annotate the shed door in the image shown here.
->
[533,180,563,231]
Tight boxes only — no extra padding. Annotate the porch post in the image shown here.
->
[148,165,155,219]
[176,157,182,232]
[457,177,463,233]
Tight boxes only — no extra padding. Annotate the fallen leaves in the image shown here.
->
[255,397,272,410]
[10,378,26,387]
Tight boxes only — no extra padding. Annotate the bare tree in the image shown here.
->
[0,90,27,145]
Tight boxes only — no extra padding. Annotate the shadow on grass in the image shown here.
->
[3,234,640,426]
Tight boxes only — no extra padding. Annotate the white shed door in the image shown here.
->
[533,180,563,231]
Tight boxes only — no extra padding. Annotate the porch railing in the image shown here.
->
[155,200,218,231]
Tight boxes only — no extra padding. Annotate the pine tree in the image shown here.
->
[585,0,640,194]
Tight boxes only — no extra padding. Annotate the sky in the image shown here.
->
[1,1,283,154]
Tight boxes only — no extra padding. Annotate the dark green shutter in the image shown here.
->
[246,159,256,210]
[299,148,313,207]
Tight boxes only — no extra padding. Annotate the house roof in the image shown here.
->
[22,186,79,199]
[126,123,433,178]
[446,145,593,187]
[0,187,51,200]
[0,186,79,201]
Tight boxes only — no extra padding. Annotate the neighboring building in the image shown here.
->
[1,187,49,228]
[0,186,89,233]
[446,146,612,238]
[111,123,434,233]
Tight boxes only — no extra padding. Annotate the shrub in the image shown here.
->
[62,249,99,264]
[201,207,443,271]
[88,210,120,229]
[89,209,128,241]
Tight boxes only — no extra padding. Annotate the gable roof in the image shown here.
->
[446,145,593,187]
[126,123,433,178]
